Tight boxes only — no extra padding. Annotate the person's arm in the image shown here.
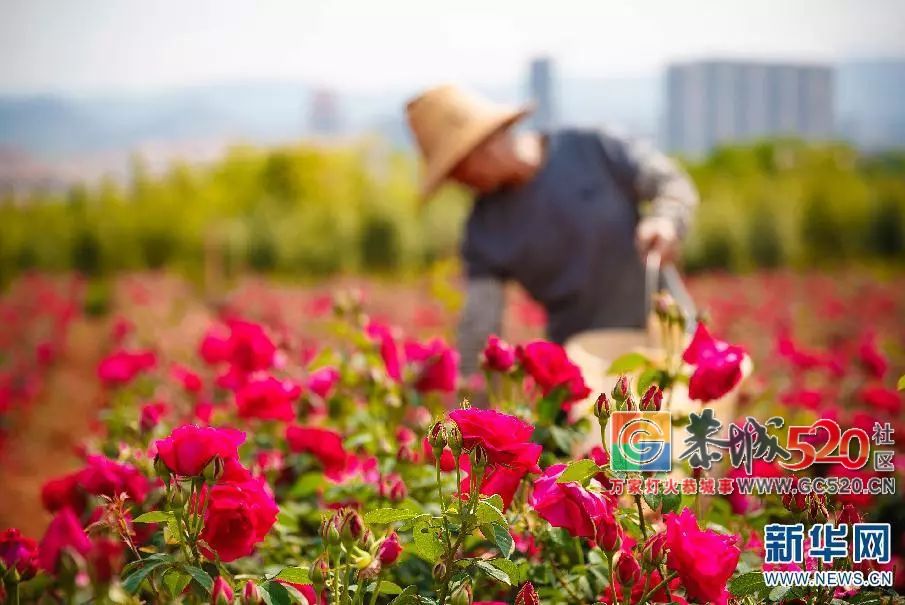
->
[456,276,505,376]
[599,130,700,260]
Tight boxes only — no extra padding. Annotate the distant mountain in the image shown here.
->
[0,59,902,187]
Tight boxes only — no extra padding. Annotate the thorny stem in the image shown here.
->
[550,559,583,603]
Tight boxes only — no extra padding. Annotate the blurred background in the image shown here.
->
[1,0,904,280]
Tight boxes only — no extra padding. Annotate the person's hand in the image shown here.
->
[636,217,680,263]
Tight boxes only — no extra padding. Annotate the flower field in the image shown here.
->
[0,269,903,604]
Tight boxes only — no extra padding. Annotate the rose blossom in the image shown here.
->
[529,464,614,540]
[199,478,278,562]
[682,323,746,402]
[235,375,301,422]
[286,425,349,478]
[481,335,516,372]
[38,508,92,572]
[664,508,739,603]
[0,528,38,580]
[307,366,340,399]
[365,320,401,382]
[97,349,156,386]
[76,455,150,503]
[447,408,541,472]
[404,338,458,393]
[139,401,169,432]
[516,340,590,407]
[377,532,402,565]
[155,425,246,477]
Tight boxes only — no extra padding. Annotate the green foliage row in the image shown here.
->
[1,138,903,284]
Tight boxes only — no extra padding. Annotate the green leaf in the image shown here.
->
[259,581,293,605]
[161,569,192,597]
[122,559,167,594]
[474,560,511,585]
[606,352,650,375]
[660,492,682,514]
[183,565,213,595]
[642,492,662,511]
[898,374,905,391]
[636,367,666,395]
[537,387,567,424]
[409,518,444,563]
[769,585,791,601]
[482,523,514,559]
[490,559,523,585]
[557,459,601,485]
[132,510,171,523]
[475,500,507,526]
[729,571,768,597]
[275,566,310,585]
[368,580,404,595]
[364,508,419,524]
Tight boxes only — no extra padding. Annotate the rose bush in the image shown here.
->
[0,273,903,604]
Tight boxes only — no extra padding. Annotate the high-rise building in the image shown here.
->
[665,60,834,155]
[528,57,556,132]
[309,88,342,136]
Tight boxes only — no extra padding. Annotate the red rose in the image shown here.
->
[199,478,278,562]
[460,463,526,509]
[76,455,150,503]
[41,473,85,514]
[139,401,169,432]
[38,508,92,572]
[235,376,301,422]
[211,576,234,604]
[529,464,613,540]
[404,338,458,393]
[517,341,590,406]
[0,528,38,580]
[307,366,340,399]
[665,508,739,603]
[682,323,745,402]
[286,425,349,478]
[859,385,902,416]
[170,364,203,393]
[365,320,401,382]
[155,425,246,477]
[97,349,156,386]
[482,335,516,372]
[448,408,541,472]
[200,319,277,388]
[857,331,888,379]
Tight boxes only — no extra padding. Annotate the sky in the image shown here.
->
[2,0,905,96]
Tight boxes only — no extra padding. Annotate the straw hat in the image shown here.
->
[405,84,531,200]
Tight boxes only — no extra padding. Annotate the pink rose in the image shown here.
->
[482,335,516,372]
[211,576,234,604]
[365,320,401,382]
[155,425,246,477]
[139,401,169,432]
[235,376,301,422]
[517,341,590,407]
[682,323,745,402]
[97,349,156,386]
[200,319,277,387]
[170,364,203,393]
[404,338,458,393]
[529,464,613,540]
[76,455,150,503]
[307,366,340,399]
[377,532,402,565]
[859,385,902,416]
[41,473,86,514]
[665,508,739,603]
[38,508,92,572]
[857,331,888,378]
[448,408,541,472]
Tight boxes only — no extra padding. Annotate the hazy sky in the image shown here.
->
[2,0,905,95]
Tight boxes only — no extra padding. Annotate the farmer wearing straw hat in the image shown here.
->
[406,84,699,375]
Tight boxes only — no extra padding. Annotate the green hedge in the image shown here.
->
[1,139,903,286]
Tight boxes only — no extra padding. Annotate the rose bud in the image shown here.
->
[615,551,642,586]
[838,504,862,526]
[807,494,828,524]
[640,385,663,412]
[432,561,447,582]
[242,580,262,605]
[595,516,622,553]
[450,581,473,605]
[642,532,668,568]
[482,335,516,373]
[310,555,330,592]
[514,581,540,605]
[377,532,402,566]
[203,455,225,485]
[211,576,234,605]
[338,509,365,545]
[427,421,448,459]
[612,375,630,404]
[594,392,611,421]
[320,513,342,549]
[446,423,464,457]
[153,455,171,485]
